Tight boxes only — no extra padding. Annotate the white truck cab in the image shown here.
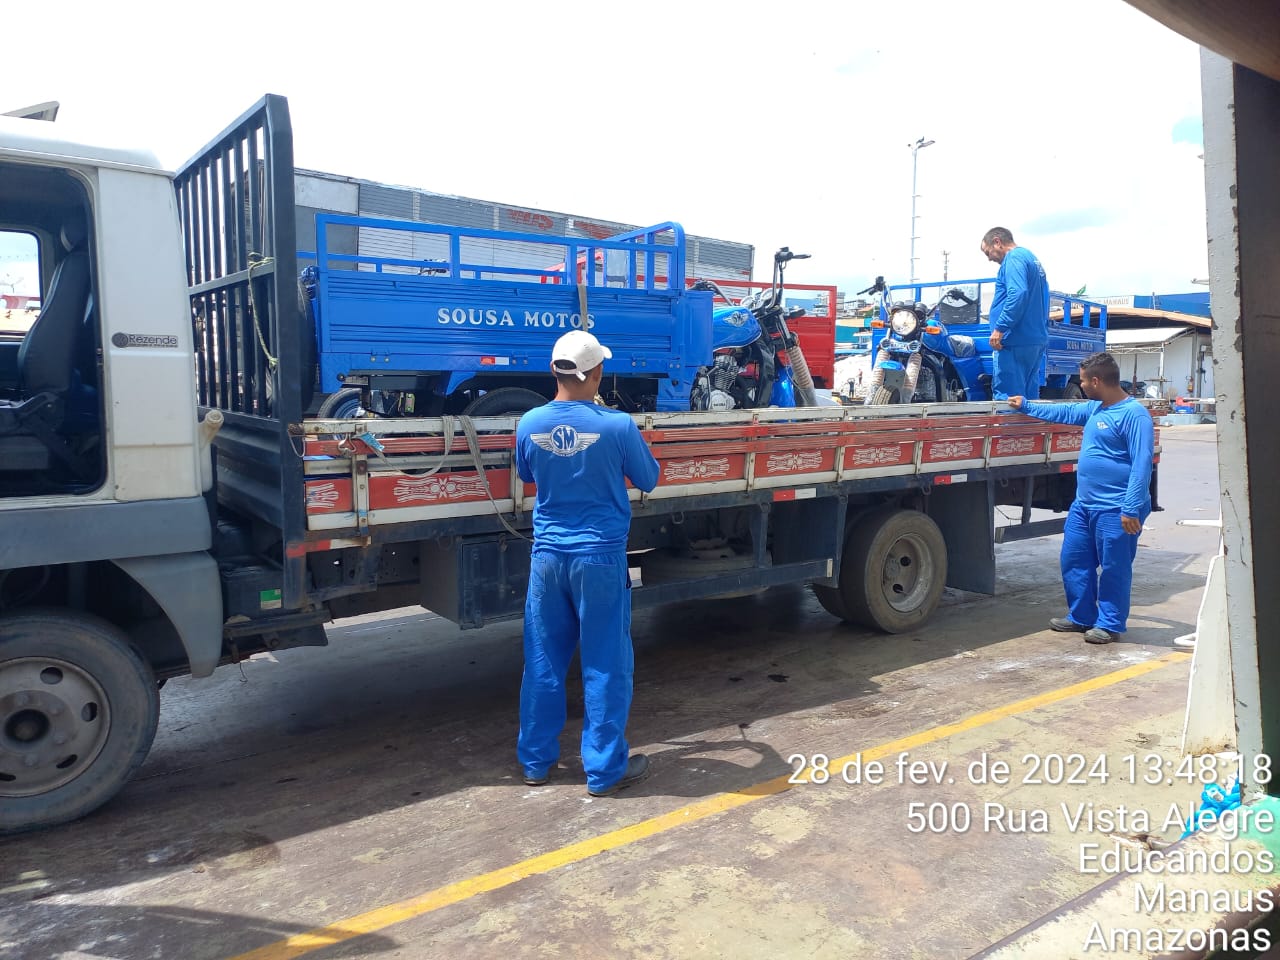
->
[0,114,204,505]
[0,114,224,833]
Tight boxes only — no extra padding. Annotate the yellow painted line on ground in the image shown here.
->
[228,650,1190,960]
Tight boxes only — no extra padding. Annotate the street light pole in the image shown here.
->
[909,136,935,284]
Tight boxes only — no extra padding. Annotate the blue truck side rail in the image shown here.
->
[302,215,713,412]
[876,277,1108,398]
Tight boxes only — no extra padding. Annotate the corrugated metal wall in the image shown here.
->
[296,169,753,281]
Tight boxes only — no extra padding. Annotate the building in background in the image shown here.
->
[835,293,875,352]
[293,169,754,282]
[1098,292,1213,401]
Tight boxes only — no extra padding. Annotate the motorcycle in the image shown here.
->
[688,247,819,411]
[859,277,988,405]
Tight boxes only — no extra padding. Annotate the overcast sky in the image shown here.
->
[3,0,1205,300]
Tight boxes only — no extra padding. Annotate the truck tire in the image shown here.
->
[0,610,160,834]
[837,508,947,633]
[462,387,547,417]
[316,388,365,420]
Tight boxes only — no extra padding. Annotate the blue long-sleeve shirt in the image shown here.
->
[1021,397,1154,516]
[991,246,1049,347]
[516,400,660,553]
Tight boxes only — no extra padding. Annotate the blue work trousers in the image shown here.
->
[518,549,633,793]
[1060,501,1148,633]
[992,343,1045,400]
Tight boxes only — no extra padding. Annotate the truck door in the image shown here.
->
[0,162,104,497]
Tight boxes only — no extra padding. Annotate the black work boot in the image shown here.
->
[588,754,650,797]
[1050,617,1089,633]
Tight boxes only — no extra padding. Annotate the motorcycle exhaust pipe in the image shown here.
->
[785,345,818,406]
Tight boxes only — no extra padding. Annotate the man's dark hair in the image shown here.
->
[983,227,1015,246]
[553,359,601,387]
[1079,351,1121,386]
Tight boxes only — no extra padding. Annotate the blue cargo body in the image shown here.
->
[304,215,713,412]
[874,277,1108,399]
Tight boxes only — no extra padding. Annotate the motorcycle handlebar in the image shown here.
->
[774,247,811,264]
[691,278,737,304]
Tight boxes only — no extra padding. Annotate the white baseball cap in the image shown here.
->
[551,330,612,380]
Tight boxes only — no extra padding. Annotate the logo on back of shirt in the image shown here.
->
[531,424,601,457]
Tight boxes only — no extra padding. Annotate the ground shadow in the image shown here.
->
[0,542,1210,925]
[0,903,397,960]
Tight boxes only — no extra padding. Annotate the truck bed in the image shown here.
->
[176,98,1120,619]
[306,215,712,410]
[294,403,1091,536]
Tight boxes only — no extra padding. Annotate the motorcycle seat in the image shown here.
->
[947,335,977,358]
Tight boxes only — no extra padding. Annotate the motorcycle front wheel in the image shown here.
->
[868,386,900,405]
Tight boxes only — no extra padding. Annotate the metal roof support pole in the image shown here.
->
[1201,50,1280,790]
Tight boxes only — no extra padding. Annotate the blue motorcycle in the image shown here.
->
[688,248,818,410]
[860,277,989,404]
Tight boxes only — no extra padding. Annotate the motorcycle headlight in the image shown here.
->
[890,308,920,337]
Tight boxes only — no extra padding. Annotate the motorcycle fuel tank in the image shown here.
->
[712,305,763,350]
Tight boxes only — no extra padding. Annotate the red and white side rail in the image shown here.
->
[288,403,1136,537]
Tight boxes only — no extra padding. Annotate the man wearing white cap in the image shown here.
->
[515,330,661,796]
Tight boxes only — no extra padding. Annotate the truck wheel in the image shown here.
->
[0,610,160,834]
[316,388,365,420]
[838,508,947,633]
[462,387,547,417]
[810,583,851,621]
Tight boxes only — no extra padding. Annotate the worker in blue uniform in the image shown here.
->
[1008,352,1155,644]
[982,226,1050,399]
[515,330,660,795]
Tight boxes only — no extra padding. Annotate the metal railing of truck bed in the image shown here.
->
[175,93,313,606]
[289,402,1140,539]
[309,215,688,291]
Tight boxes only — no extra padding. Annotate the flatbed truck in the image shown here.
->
[0,95,1150,833]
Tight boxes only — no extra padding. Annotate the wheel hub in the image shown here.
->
[881,533,934,612]
[5,709,50,743]
[0,658,111,797]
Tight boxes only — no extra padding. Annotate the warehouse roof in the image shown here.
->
[1107,326,1194,347]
